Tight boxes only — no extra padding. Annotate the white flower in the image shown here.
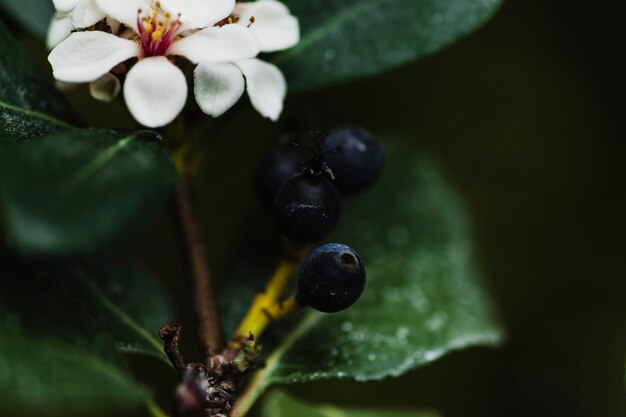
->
[48,0,121,102]
[48,0,300,127]
[47,0,107,49]
[49,0,262,127]
[193,0,299,121]
[235,0,299,53]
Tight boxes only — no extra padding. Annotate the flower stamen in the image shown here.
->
[137,1,182,57]
[215,14,256,28]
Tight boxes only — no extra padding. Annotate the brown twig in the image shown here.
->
[175,171,222,362]
[159,322,187,376]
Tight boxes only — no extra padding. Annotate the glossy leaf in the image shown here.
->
[276,0,502,90]
[0,129,175,255]
[0,19,73,151]
[0,22,174,256]
[262,390,440,417]
[226,139,504,416]
[0,255,174,416]
[0,0,54,40]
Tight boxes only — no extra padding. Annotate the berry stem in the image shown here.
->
[266,294,301,319]
[236,295,301,343]
[175,171,222,360]
[233,244,310,340]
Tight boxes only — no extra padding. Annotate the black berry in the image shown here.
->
[322,127,384,194]
[273,172,340,243]
[255,147,303,208]
[297,243,366,313]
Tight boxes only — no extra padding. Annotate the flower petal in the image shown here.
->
[236,59,286,121]
[46,12,74,49]
[72,0,107,28]
[123,57,188,128]
[89,73,121,103]
[52,0,80,13]
[94,0,149,32]
[194,63,245,117]
[161,0,235,30]
[169,25,259,64]
[236,0,299,52]
[48,31,141,83]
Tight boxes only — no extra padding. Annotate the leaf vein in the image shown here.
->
[60,133,138,194]
[0,100,74,129]
[84,276,168,362]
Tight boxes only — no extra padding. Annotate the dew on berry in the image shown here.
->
[297,243,366,313]
[273,172,341,243]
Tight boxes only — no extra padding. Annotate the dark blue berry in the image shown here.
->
[255,148,303,208]
[273,172,340,243]
[322,127,384,194]
[297,243,366,313]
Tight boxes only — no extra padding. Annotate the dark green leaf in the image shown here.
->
[0,22,175,256]
[0,337,147,417]
[0,0,54,40]
[262,390,440,417]
[277,0,502,90]
[0,129,175,256]
[0,20,73,151]
[0,255,174,416]
[225,139,504,416]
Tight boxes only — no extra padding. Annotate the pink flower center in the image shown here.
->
[137,2,182,57]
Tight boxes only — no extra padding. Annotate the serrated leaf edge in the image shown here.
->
[232,314,504,416]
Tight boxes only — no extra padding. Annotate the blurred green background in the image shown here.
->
[167,0,626,415]
[279,2,626,416]
[9,0,625,416]
[212,1,625,416]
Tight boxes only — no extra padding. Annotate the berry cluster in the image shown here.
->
[255,126,384,313]
[157,128,383,417]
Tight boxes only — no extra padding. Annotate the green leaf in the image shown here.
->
[0,337,147,416]
[0,129,176,255]
[0,255,174,416]
[262,390,440,417]
[75,256,176,361]
[225,139,504,416]
[276,0,502,90]
[0,0,54,40]
[0,19,73,151]
[0,22,175,256]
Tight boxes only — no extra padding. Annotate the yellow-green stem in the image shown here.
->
[233,245,310,340]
